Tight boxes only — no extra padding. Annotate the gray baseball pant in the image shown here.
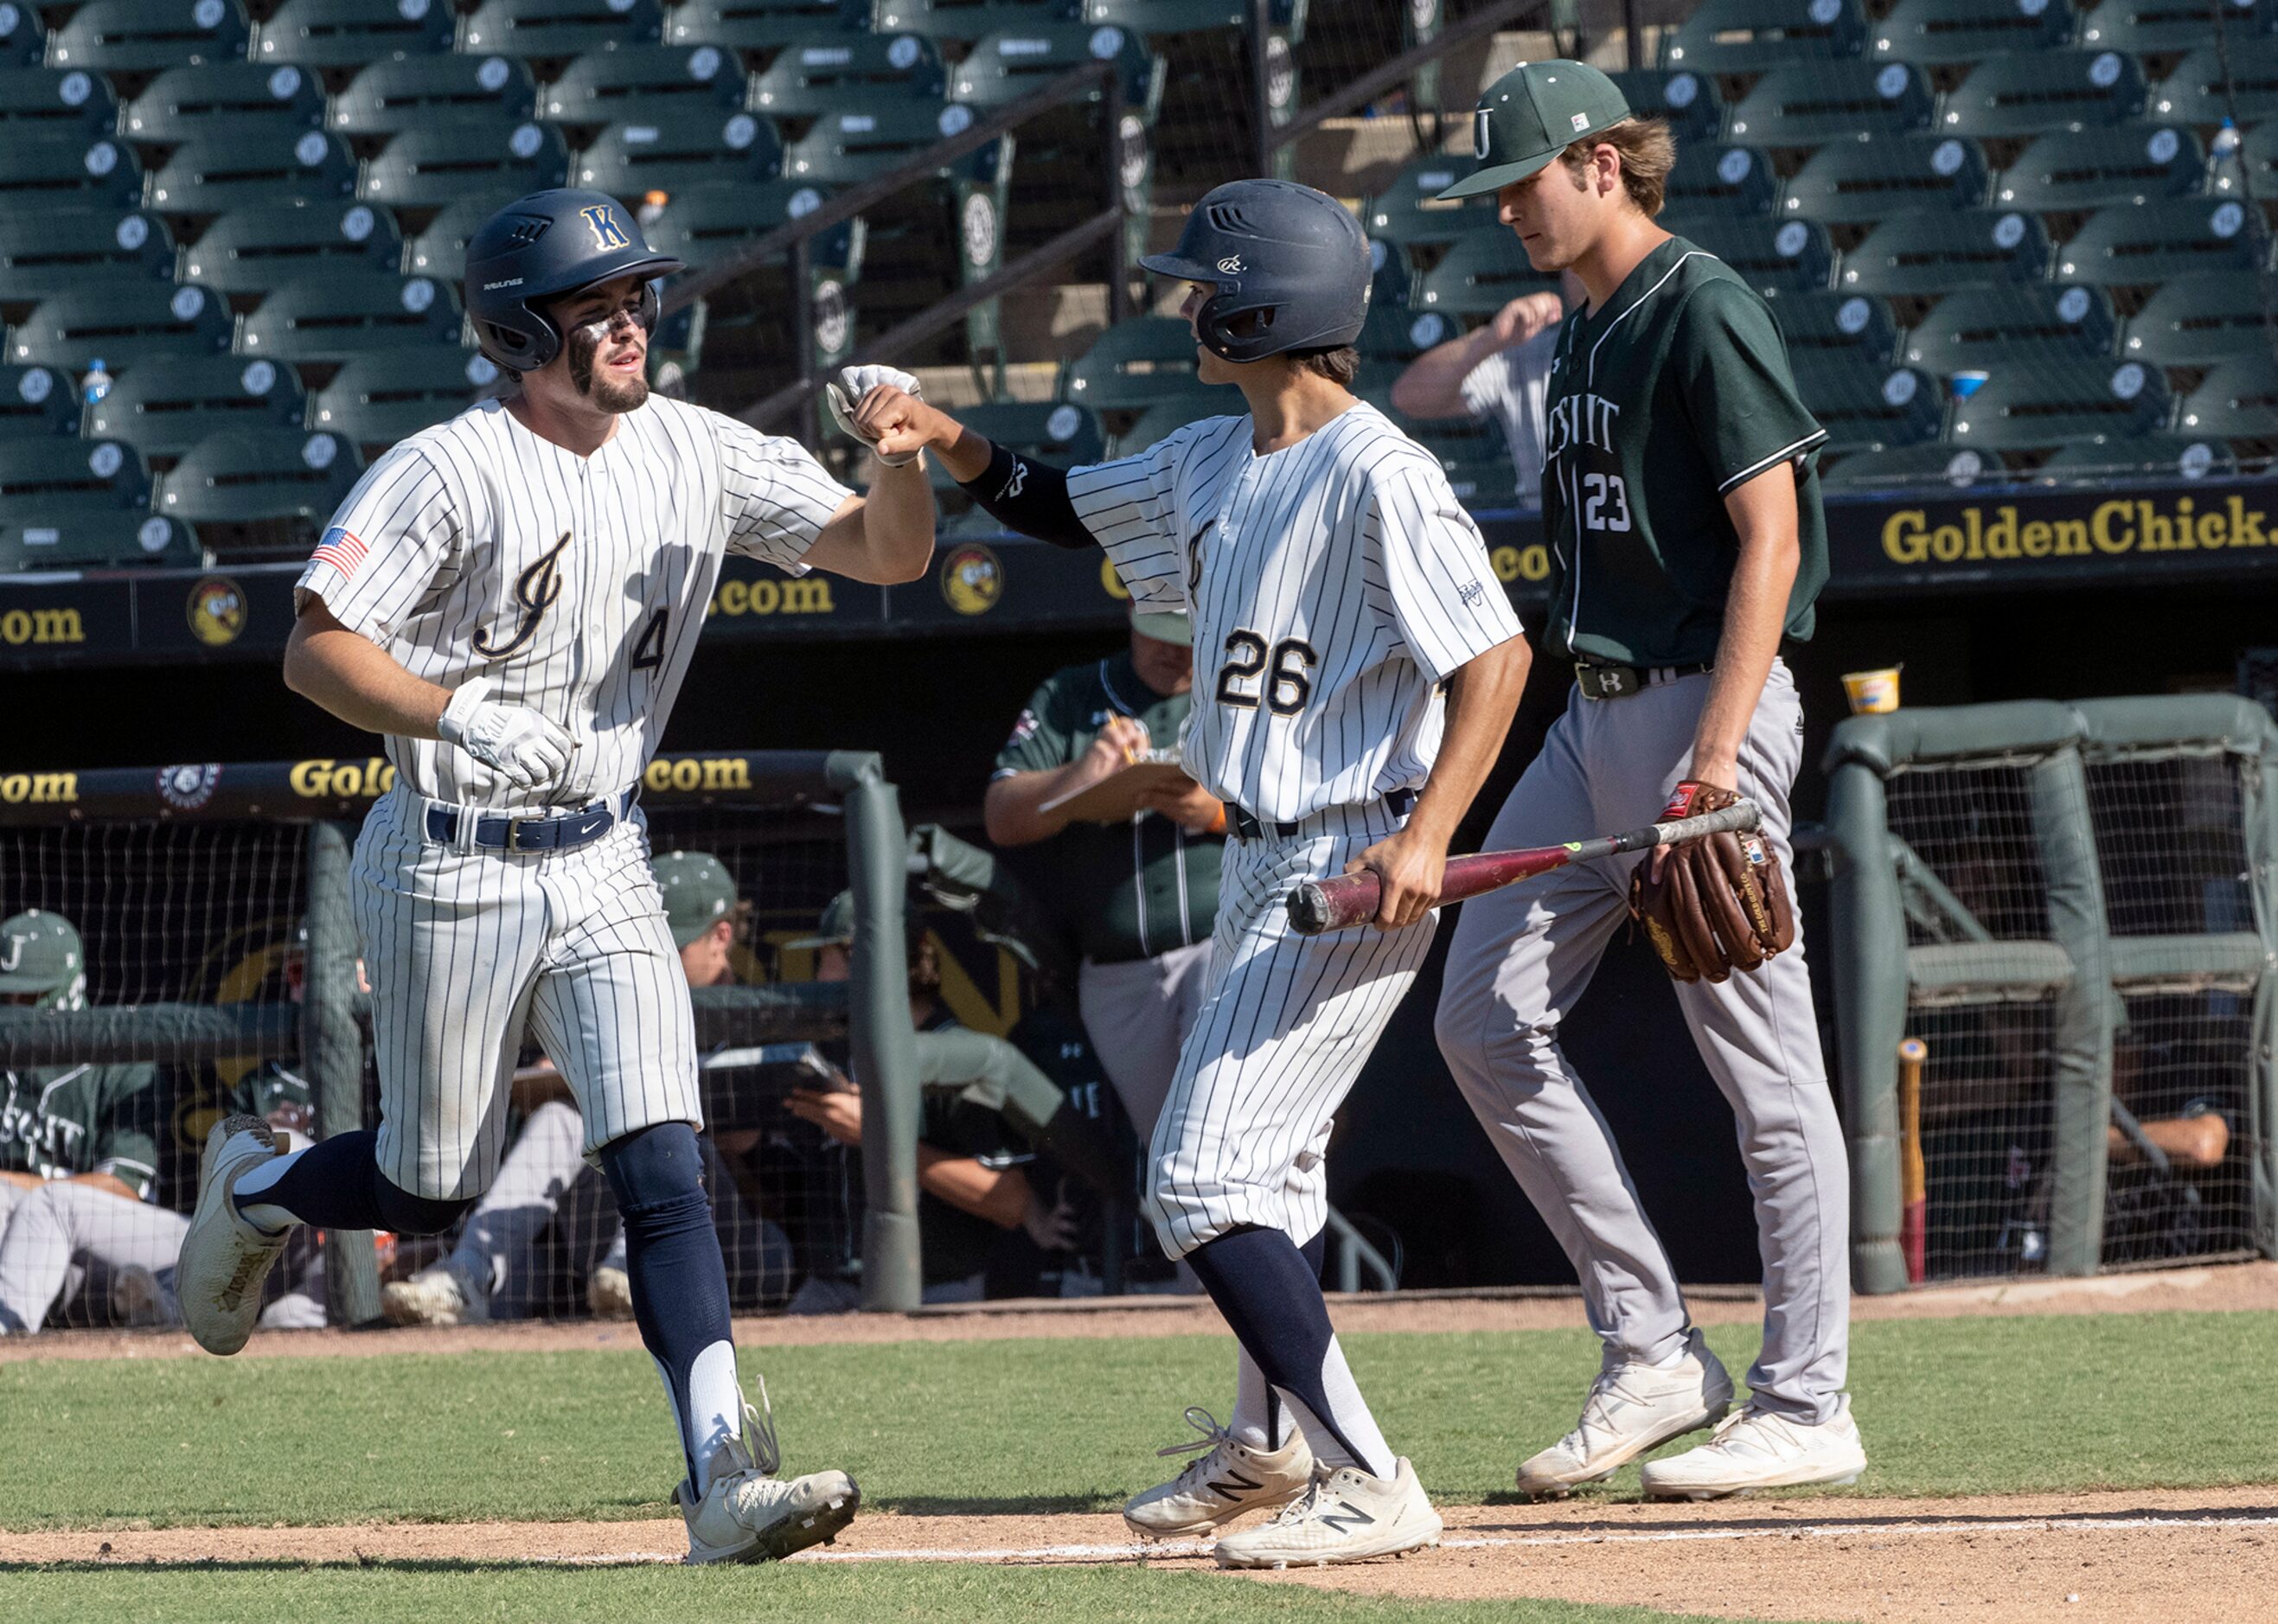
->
[1077,939,1213,1139]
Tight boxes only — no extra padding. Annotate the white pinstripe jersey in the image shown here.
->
[1067,403,1524,825]
[297,396,849,809]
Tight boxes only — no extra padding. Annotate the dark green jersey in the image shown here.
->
[0,1060,160,1199]
[993,651,1222,964]
[1539,236,1830,667]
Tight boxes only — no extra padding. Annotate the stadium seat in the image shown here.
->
[669,0,877,54]
[777,100,1008,216]
[1661,0,1868,73]
[0,365,80,439]
[1411,228,1560,316]
[462,0,668,60]
[240,272,464,362]
[254,0,459,72]
[1365,155,1502,257]
[950,23,1162,119]
[2153,42,2278,127]
[1763,289,1902,363]
[1992,123,2204,212]
[1780,133,1989,225]
[147,132,360,216]
[330,55,541,138]
[930,400,1103,489]
[157,428,362,528]
[1903,284,2118,373]
[643,178,861,272]
[2039,433,2237,481]
[1726,62,1935,149]
[0,209,176,301]
[2222,118,2278,201]
[82,355,308,457]
[49,0,252,74]
[1663,144,1778,219]
[0,3,43,67]
[575,112,785,199]
[1820,442,2008,491]
[1939,50,2147,139]
[0,66,122,138]
[874,0,1079,43]
[0,512,199,572]
[0,132,143,210]
[1838,208,2052,296]
[1356,301,1460,365]
[362,121,573,210]
[1116,387,1238,453]
[124,62,330,144]
[2121,272,2271,366]
[1791,356,1943,453]
[405,190,528,280]
[0,438,150,518]
[2053,197,2262,286]
[755,34,949,118]
[180,202,404,297]
[547,43,752,127]
[2175,352,2278,440]
[1870,0,2076,67]
[1947,355,2169,449]
[311,348,504,445]
[2083,0,2276,55]
[1661,216,1833,294]
[8,284,234,368]
[1063,315,1216,412]
[1604,68,1722,143]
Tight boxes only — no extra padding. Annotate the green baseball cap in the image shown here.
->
[785,891,854,952]
[650,851,736,948]
[1437,60,1634,200]
[0,910,83,1001]
[1130,609,1193,647]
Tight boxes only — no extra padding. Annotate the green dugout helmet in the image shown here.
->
[1437,60,1633,200]
[786,891,854,952]
[0,910,85,1008]
[650,851,737,948]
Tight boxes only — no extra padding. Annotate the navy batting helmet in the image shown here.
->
[464,189,685,374]
[1139,179,1370,364]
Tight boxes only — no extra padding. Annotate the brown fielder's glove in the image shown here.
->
[1629,781,1795,983]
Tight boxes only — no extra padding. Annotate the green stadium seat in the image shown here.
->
[125,62,330,144]
[575,112,784,200]
[0,3,44,67]
[950,23,1161,119]
[1073,0,1270,31]
[8,284,234,368]
[2053,197,2262,286]
[639,178,865,374]
[1727,62,1935,149]
[158,428,362,529]
[311,348,504,445]
[1411,228,1559,316]
[1779,133,1989,225]
[2153,42,2278,126]
[0,512,199,572]
[754,33,948,118]
[0,132,142,210]
[2039,433,2237,481]
[405,189,528,279]
[2219,118,2278,200]
[180,202,404,297]
[1605,68,1722,144]
[49,0,251,74]
[1870,0,2076,67]
[462,0,667,60]
[331,55,540,138]
[2121,272,2271,366]
[1664,144,1778,219]
[1356,301,1460,363]
[1365,155,1501,257]
[0,437,150,518]
[1904,284,2117,374]
[930,400,1102,489]
[2176,352,2278,440]
[1821,443,2008,491]
[147,132,360,216]
[644,179,861,272]
[362,120,573,210]
[0,209,176,300]
[547,43,752,126]
[1947,355,2169,449]
[1115,387,1237,454]
[1792,356,1943,453]
[82,355,308,457]
[875,0,1079,44]
[2082,0,2275,55]
[1064,315,1214,412]
[254,0,458,72]
[240,272,464,362]
[1939,50,2147,139]
[1992,123,2204,211]
[669,0,877,54]
[0,365,80,438]
[0,67,121,138]
[1838,207,2052,296]
[1662,215,1833,293]
[1662,0,1868,74]
[1763,289,1901,362]
[782,101,1007,187]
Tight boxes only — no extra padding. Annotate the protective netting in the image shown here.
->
[1885,762,2048,947]
[2085,752,2256,940]
[2104,988,2259,1269]
[1910,1000,2057,1281]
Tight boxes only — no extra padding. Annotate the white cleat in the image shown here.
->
[1516,1327,1733,1498]
[586,1263,634,1320]
[1212,1457,1443,1570]
[381,1263,487,1327]
[677,1396,860,1563]
[176,1115,289,1356]
[1639,1395,1867,1500]
[1123,1407,1315,1537]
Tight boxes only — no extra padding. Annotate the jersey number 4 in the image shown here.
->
[1216,630,1316,716]
[1581,473,1632,533]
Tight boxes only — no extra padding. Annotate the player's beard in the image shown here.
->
[567,321,649,413]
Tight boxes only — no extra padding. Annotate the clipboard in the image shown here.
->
[1040,754,1197,822]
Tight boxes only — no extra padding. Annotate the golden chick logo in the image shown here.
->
[186,576,246,647]
[940,542,1003,616]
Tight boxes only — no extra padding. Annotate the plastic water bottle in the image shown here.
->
[80,357,112,406]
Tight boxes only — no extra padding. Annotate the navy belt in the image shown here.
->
[1229,787,1416,842]
[424,790,630,853]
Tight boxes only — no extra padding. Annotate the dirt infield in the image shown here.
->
[8,1487,2273,1621]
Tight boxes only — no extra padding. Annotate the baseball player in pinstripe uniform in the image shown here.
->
[173,189,933,1563]
[1430,64,1865,1500]
[849,178,1531,1568]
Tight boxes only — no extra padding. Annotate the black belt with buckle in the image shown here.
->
[1229,787,1417,842]
[1573,661,1712,700]
[425,793,626,853]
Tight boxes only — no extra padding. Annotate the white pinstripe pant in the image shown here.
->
[354,786,701,1202]
[1147,802,1438,1258]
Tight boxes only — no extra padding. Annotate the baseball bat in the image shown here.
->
[1897,1038,1928,1287]
[1285,798,1764,935]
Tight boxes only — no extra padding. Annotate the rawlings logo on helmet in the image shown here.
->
[1216,255,1245,273]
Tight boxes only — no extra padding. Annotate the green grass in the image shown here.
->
[3,1311,2274,1532]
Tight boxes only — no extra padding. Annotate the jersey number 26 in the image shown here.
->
[1216,630,1316,716]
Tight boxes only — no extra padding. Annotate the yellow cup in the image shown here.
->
[1841,666,1902,714]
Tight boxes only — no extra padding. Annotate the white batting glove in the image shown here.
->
[823,364,923,465]
[437,676,577,791]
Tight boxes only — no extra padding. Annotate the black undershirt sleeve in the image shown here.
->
[955,440,1094,550]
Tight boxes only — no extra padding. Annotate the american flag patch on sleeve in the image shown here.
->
[310,526,367,577]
